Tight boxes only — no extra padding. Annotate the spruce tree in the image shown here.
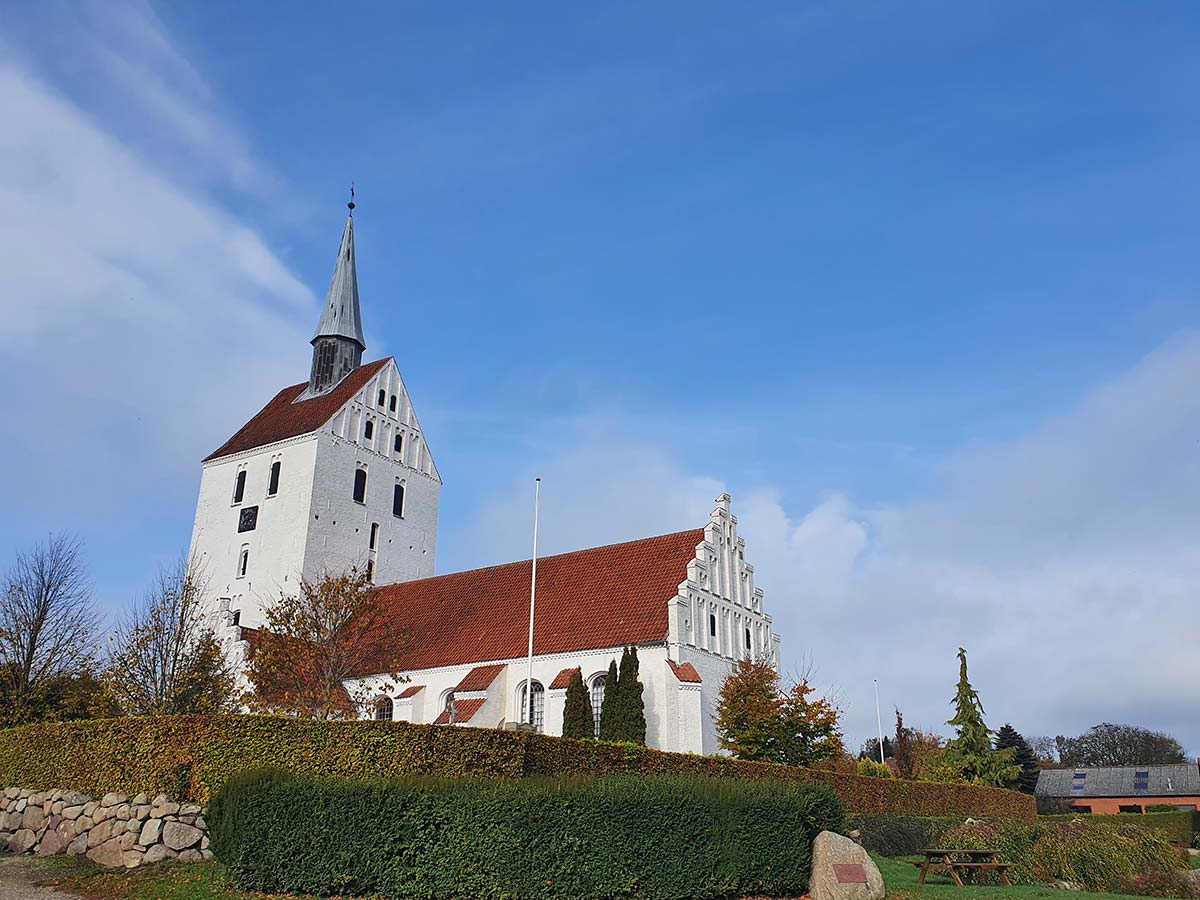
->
[934,648,1020,787]
[618,645,647,745]
[597,658,620,741]
[562,668,594,739]
[995,724,1041,794]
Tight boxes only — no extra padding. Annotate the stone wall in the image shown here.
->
[0,786,210,868]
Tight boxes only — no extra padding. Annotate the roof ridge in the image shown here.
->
[374,527,705,590]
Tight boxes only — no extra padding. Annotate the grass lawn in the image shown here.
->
[873,854,1151,900]
[8,852,1193,900]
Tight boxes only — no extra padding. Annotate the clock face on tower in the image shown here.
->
[238,506,259,533]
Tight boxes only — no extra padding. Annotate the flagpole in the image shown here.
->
[874,678,885,764]
[526,477,541,728]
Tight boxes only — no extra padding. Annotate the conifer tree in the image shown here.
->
[925,648,1020,787]
[598,658,620,741]
[562,668,594,739]
[995,724,1041,794]
[618,645,646,745]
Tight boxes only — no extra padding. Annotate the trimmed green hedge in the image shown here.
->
[1040,811,1199,846]
[0,715,1035,821]
[209,771,844,899]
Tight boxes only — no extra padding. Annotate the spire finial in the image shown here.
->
[348,182,356,214]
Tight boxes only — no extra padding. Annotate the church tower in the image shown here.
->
[188,202,442,629]
[306,201,365,397]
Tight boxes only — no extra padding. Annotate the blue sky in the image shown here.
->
[2,1,1198,753]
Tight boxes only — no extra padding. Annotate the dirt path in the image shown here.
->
[0,855,79,899]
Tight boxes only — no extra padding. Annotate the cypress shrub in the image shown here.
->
[561,669,593,740]
[209,771,845,900]
[618,645,646,745]
[597,658,619,741]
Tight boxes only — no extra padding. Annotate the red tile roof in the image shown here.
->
[668,659,702,683]
[454,664,506,693]
[433,697,486,725]
[550,667,580,690]
[204,359,390,462]
[397,684,424,699]
[361,529,704,675]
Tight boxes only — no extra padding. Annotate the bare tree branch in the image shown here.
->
[0,533,99,718]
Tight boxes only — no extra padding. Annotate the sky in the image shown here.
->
[1,1,1199,755]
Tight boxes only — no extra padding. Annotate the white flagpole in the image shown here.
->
[874,678,885,764]
[526,477,541,728]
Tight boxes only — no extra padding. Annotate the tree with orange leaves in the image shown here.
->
[245,566,402,719]
[715,657,843,767]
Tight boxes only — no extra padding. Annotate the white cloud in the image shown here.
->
[457,333,1200,755]
[0,9,315,600]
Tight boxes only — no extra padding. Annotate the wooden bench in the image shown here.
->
[913,849,1013,887]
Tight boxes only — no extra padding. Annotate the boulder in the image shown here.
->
[82,801,98,818]
[51,801,64,816]
[138,818,163,846]
[809,831,885,900]
[122,848,144,869]
[180,804,202,816]
[87,819,115,848]
[120,831,138,851]
[66,834,88,857]
[75,815,94,831]
[3,787,19,800]
[143,843,175,865]
[14,798,27,813]
[8,829,36,854]
[178,848,202,862]
[151,800,180,818]
[87,837,125,868]
[37,828,63,856]
[61,792,90,806]
[100,793,127,808]
[131,793,149,806]
[116,804,132,820]
[162,821,202,851]
[133,805,150,820]
[55,819,77,844]
[23,805,46,831]
[200,848,214,860]
[62,805,84,821]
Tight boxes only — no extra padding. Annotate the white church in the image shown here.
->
[188,203,781,755]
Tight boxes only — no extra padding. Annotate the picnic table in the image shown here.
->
[911,849,1013,887]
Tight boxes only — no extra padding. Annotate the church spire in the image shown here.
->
[307,195,366,396]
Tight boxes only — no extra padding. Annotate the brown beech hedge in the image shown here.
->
[0,715,1035,821]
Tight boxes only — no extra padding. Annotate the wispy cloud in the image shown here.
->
[0,4,314,601]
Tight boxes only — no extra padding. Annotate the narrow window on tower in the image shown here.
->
[377,388,386,406]
[393,482,405,518]
[745,627,752,651]
[364,419,374,441]
[232,470,246,504]
[353,468,367,503]
[238,546,249,578]
[267,461,281,496]
[709,614,717,637]
[394,433,403,455]
[367,522,379,583]
[389,394,397,413]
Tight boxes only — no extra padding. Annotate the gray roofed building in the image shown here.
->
[1037,763,1200,798]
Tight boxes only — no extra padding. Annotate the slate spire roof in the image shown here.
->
[312,213,365,351]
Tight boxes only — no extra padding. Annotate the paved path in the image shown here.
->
[0,855,77,899]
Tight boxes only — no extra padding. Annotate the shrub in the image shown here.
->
[857,757,894,779]
[1041,812,1198,847]
[209,771,845,900]
[845,814,963,857]
[940,817,1188,894]
[0,715,1036,821]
